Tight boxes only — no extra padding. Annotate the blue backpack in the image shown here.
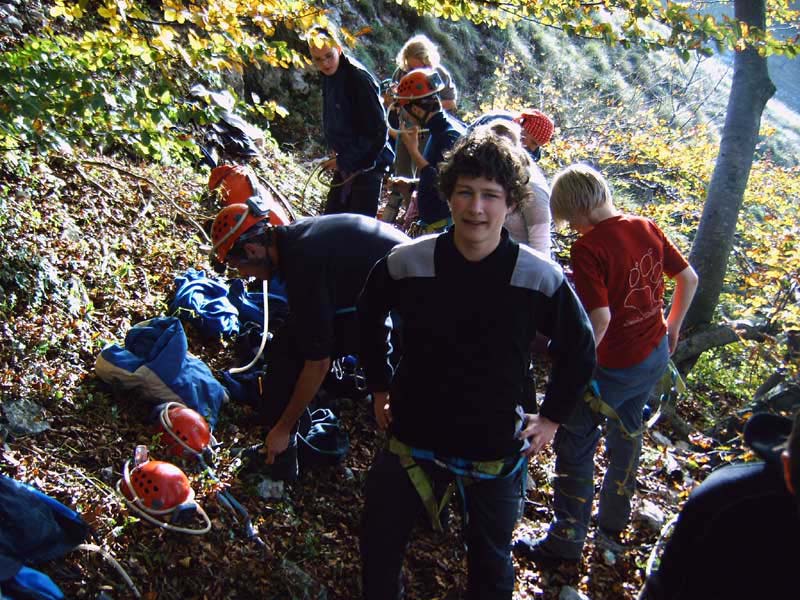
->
[297,408,350,470]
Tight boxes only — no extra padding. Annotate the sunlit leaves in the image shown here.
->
[393,0,800,58]
[8,0,800,164]
[2,0,324,162]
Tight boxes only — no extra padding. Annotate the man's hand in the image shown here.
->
[264,426,291,465]
[389,177,415,203]
[519,414,559,456]
[399,126,420,154]
[373,392,392,431]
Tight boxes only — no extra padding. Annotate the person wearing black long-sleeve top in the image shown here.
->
[307,25,393,217]
[639,410,800,600]
[357,129,596,600]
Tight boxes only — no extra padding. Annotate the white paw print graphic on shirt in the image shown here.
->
[624,248,663,316]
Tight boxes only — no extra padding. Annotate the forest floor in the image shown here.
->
[0,150,767,600]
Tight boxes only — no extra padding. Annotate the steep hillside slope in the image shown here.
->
[245,2,799,166]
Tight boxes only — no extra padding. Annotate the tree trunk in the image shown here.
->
[683,0,776,331]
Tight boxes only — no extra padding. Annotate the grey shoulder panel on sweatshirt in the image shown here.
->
[511,244,564,296]
[386,235,438,280]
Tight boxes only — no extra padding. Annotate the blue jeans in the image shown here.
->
[544,335,669,558]
[361,449,525,600]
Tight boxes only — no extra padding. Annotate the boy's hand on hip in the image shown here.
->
[520,415,559,456]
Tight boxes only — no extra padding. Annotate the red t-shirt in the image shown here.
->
[571,214,689,369]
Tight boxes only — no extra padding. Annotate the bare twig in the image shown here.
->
[74,164,116,199]
[76,544,142,599]
[80,159,211,243]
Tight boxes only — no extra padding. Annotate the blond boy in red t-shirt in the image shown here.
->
[516,163,698,565]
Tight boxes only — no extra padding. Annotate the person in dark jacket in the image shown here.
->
[211,205,409,480]
[306,25,393,218]
[638,409,800,600]
[390,67,464,233]
[357,129,596,600]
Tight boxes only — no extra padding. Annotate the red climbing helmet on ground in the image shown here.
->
[514,109,554,147]
[116,446,212,534]
[156,402,212,459]
[120,457,194,511]
[211,203,270,263]
[393,68,445,107]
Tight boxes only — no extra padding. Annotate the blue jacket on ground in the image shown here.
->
[1,475,91,600]
[95,316,227,426]
[322,54,393,174]
[169,268,239,338]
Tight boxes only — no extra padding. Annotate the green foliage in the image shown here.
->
[0,189,62,315]
[396,0,800,57]
[0,0,324,164]
[688,340,775,400]
[0,32,198,161]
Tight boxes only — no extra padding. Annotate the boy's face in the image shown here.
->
[520,129,539,152]
[309,43,341,76]
[448,175,512,250]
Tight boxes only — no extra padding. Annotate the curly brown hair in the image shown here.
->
[437,128,530,208]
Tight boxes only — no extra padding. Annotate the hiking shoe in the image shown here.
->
[595,528,627,554]
[513,536,579,568]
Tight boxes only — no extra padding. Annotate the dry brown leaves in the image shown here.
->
[0,153,753,599]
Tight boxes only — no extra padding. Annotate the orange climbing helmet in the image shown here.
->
[116,445,212,534]
[120,458,194,512]
[208,164,261,207]
[393,68,444,107]
[156,403,213,459]
[211,202,270,263]
[514,109,554,147]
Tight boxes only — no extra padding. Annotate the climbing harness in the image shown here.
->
[331,354,368,392]
[388,437,527,532]
[407,216,453,238]
[583,359,686,436]
[300,158,368,212]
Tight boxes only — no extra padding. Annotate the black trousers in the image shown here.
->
[324,169,384,218]
[361,449,525,600]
